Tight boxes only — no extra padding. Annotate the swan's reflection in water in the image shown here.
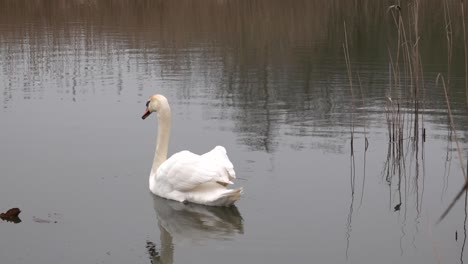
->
[148,195,244,264]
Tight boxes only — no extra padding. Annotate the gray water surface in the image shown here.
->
[0,1,467,263]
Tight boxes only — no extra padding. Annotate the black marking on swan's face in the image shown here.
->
[142,101,152,120]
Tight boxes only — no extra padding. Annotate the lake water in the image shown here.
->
[1,1,468,263]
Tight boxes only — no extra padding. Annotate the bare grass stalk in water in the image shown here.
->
[384,1,426,215]
[444,0,453,90]
[462,0,468,103]
[357,74,369,151]
[437,74,468,223]
[343,22,355,155]
[385,20,405,176]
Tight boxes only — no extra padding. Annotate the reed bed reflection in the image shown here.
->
[1,0,467,109]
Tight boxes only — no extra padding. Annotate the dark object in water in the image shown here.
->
[146,240,161,263]
[0,208,21,218]
[394,203,401,211]
[0,208,22,223]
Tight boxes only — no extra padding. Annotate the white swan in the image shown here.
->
[142,94,242,206]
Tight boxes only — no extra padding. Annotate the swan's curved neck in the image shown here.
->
[152,104,171,174]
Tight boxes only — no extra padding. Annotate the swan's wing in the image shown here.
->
[201,146,236,179]
[157,150,234,192]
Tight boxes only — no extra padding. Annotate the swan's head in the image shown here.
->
[142,94,169,120]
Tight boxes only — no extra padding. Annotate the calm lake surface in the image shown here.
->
[1,1,468,263]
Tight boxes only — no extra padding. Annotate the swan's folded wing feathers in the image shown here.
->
[159,150,233,192]
[201,146,236,179]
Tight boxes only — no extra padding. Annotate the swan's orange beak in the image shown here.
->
[142,109,151,120]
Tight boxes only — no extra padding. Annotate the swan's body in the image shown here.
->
[142,94,242,206]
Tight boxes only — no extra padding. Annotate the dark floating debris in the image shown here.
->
[146,240,160,261]
[394,203,401,212]
[0,208,22,223]
[0,208,21,218]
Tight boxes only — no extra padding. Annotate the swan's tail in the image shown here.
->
[211,188,243,207]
